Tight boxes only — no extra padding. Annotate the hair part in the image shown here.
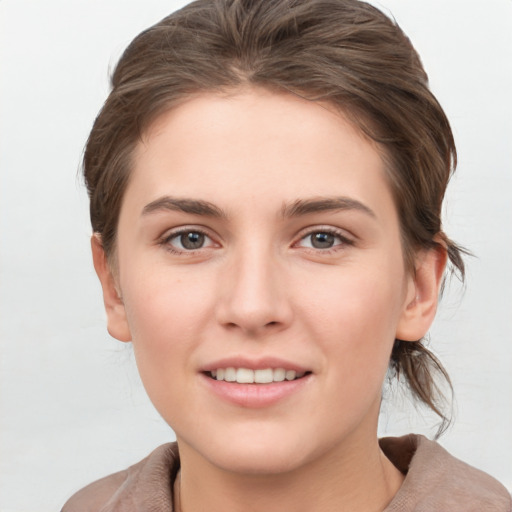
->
[83,0,466,431]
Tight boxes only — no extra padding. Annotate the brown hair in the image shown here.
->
[83,0,465,434]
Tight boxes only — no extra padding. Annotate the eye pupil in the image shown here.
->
[181,232,205,249]
[311,232,335,249]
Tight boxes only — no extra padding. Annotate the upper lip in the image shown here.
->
[201,356,310,373]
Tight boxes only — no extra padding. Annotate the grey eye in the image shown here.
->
[180,232,205,250]
[310,232,336,249]
[297,230,347,250]
[168,231,210,250]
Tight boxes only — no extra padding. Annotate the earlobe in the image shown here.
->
[395,244,447,342]
[91,234,132,342]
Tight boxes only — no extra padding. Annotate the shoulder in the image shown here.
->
[381,434,511,512]
[61,443,179,512]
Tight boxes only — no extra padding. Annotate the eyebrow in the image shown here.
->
[142,196,227,218]
[281,197,376,219]
[141,195,375,220]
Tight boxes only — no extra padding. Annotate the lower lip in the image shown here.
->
[200,373,311,408]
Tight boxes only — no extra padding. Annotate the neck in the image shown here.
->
[175,432,404,512]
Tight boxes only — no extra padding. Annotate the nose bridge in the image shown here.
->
[217,238,291,333]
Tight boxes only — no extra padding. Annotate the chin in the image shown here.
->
[178,422,325,476]
[212,443,310,475]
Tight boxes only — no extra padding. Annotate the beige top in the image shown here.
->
[62,434,511,511]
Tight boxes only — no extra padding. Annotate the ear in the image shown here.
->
[395,243,447,341]
[91,234,132,342]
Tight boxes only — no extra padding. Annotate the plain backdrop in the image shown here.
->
[1,1,511,510]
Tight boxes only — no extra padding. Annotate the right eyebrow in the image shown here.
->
[141,196,227,219]
[281,196,376,219]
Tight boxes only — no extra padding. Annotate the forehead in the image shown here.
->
[130,88,390,209]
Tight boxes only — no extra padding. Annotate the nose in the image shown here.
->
[215,243,293,336]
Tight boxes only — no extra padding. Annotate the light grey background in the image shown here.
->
[1,1,511,510]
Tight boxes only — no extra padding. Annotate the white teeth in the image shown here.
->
[224,367,236,382]
[210,367,306,383]
[254,368,273,384]
[285,370,297,381]
[273,368,286,382]
[236,368,254,383]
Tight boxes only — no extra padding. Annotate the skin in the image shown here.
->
[93,88,446,512]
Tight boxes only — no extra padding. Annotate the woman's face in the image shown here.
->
[104,88,423,474]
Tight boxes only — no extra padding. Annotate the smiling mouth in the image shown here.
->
[206,368,310,384]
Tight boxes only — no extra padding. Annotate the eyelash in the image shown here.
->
[295,227,354,254]
[159,226,354,255]
[159,227,216,255]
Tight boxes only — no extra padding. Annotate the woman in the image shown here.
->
[62,0,511,510]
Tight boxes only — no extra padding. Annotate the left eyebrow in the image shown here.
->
[281,196,376,219]
[141,196,227,218]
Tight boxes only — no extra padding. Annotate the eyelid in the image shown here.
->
[159,225,220,254]
[293,225,355,250]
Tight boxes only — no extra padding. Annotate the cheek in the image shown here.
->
[120,268,215,399]
[307,260,405,335]
[122,285,206,428]
[122,264,214,340]
[303,260,406,383]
